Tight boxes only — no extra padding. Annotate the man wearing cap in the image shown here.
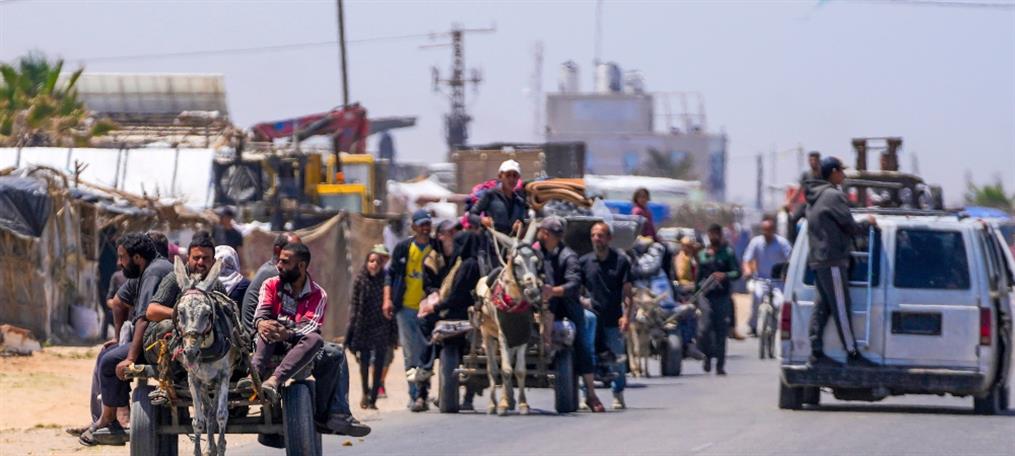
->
[805,156,878,367]
[536,216,606,412]
[470,159,529,236]
[383,209,442,412]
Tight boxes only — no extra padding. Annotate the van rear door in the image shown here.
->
[883,227,979,367]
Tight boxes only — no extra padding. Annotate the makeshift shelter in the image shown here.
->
[0,165,212,342]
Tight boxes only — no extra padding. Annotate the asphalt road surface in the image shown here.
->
[236,340,1014,456]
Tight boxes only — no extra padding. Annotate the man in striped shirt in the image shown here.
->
[252,243,326,401]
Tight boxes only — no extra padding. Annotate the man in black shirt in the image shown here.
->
[81,233,172,446]
[537,216,605,412]
[579,221,633,410]
[470,159,528,236]
[213,206,244,252]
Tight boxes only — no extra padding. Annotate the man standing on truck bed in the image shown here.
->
[805,156,877,368]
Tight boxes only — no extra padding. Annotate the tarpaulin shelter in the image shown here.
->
[0,165,213,342]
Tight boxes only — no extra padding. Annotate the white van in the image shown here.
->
[778,209,1013,414]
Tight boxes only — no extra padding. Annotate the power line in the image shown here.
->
[835,0,1015,9]
[72,31,442,63]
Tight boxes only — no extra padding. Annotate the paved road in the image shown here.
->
[236,340,1014,456]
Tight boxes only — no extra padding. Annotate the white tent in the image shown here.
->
[1,147,215,208]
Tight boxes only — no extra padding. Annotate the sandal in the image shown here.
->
[585,396,606,413]
[79,422,128,446]
[148,387,170,406]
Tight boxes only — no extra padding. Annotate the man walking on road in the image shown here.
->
[579,222,634,410]
[384,209,442,412]
[805,157,878,367]
[696,224,741,376]
[743,217,792,336]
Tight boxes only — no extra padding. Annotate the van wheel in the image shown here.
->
[802,386,821,406]
[778,381,803,410]
[973,384,1002,415]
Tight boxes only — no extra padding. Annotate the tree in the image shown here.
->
[964,179,1014,213]
[636,148,696,180]
[0,52,114,147]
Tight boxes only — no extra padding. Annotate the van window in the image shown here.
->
[803,229,881,287]
[894,229,970,290]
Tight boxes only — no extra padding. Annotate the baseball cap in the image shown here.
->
[820,156,847,180]
[370,244,390,257]
[498,159,521,175]
[538,216,565,236]
[411,209,432,226]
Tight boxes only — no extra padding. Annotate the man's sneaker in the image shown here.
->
[410,397,430,412]
[807,353,841,368]
[702,357,712,373]
[612,392,626,410]
[257,433,284,448]
[405,367,434,383]
[848,352,879,368]
[685,343,706,360]
[317,414,371,437]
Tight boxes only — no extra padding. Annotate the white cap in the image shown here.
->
[498,159,521,175]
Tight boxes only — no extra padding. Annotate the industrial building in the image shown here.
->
[546,61,728,201]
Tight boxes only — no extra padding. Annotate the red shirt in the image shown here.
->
[254,275,328,336]
[632,204,657,240]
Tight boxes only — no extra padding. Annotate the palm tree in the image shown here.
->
[965,180,1014,213]
[636,148,696,180]
[0,52,114,147]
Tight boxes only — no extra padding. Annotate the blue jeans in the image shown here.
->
[678,316,697,347]
[395,307,431,401]
[313,342,351,419]
[602,326,627,394]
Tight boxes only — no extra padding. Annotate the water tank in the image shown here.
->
[624,71,645,94]
[595,62,622,93]
[559,61,580,93]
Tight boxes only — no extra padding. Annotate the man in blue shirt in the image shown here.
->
[742,217,792,336]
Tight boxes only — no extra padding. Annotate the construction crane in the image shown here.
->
[423,24,495,159]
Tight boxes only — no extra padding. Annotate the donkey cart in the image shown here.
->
[125,362,322,456]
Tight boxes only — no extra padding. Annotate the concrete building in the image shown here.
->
[546,62,728,200]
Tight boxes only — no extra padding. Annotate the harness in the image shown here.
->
[172,288,246,363]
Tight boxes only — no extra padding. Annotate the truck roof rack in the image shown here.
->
[850,207,959,217]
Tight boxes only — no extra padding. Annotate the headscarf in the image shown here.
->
[214,245,244,294]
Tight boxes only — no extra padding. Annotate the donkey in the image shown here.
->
[627,288,664,377]
[474,221,544,415]
[173,257,244,456]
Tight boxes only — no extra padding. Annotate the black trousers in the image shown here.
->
[97,344,131,408]
[357,349,387,404]
[698,294,732,370]
[809,265,858,356]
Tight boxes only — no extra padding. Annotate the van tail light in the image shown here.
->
[780,299,793,340]
[980,308,992,346]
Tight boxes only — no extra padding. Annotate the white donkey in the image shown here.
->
[474,221,544,415]
[173,257,244,456]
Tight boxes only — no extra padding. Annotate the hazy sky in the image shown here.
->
[2,0,1013,206]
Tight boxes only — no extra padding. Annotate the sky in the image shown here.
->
[1,0,1013,206]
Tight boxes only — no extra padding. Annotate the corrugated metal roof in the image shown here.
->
[59,73,229,117]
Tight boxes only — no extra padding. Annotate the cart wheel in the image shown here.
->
[439,344,461,413]
[554,347,579,413]
[660,334,683,377]
[130,384,178,456]
[283,382,322,456]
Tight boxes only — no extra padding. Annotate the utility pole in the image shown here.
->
[756,154,764,210]
[336,0,349,106]
[531,41,544,139]
[426,24,495,159]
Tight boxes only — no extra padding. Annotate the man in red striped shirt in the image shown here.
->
[252,243,326,401]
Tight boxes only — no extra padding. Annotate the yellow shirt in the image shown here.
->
[402,241,431,310]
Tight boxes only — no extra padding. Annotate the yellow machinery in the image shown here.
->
[304,152,375,214]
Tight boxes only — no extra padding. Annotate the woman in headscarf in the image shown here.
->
[346,245,397,409]
[215,245,250,306]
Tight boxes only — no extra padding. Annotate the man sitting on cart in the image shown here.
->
[470,159,529,236]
